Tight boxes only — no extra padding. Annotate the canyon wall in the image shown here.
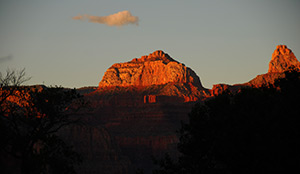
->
[85,46,299,173]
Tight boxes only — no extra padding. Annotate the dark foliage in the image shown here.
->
[0,82,83,173]
[154,70,300,174]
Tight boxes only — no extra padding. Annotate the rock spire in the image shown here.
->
[268,45,299,73]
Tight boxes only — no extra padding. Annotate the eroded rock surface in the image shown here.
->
[268,45,299,73]
[99,50,203,89]
[211,45,299,94]
[247,45,299,88]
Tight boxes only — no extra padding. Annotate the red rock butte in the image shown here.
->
[99,50,203,89]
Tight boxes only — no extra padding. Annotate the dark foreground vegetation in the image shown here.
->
[154,70,300,174]
[0,69,83,174]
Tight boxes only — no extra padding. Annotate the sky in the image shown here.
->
[0,0,299,89]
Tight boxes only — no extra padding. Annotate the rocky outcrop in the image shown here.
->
[247,73,286,88]
[210,84,247,96]
[97,50,210,102]
[247,45,299,88]
[98,45,298,98]
[268,45,299,73]
[99,50,203,89]
[211,84,231,96]
[211,45,299,94]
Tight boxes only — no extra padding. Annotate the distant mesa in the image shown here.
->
[99,50,203,89]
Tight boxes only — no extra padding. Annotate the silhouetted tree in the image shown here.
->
[0,69,29,106]
[0,69,83,173]
[154,70,300,174]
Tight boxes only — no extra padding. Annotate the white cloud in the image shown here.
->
[72,11,139,27]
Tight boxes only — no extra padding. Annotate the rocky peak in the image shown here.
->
[268,45,299,73]
[210,45,299,95]
[245,45,299,88]
[99,50,203,89]
[130,50,175,64]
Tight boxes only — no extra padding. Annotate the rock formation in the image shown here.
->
[82,50,210,173]
[211,45,299,94]
[90,46,299,172]
[97,50,210,104]
[210,84,244,96]
[247,45,299,88]
[99,50,203,89]
[268,45,299,73]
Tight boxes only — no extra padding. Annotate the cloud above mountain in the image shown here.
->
[72,10,139,27]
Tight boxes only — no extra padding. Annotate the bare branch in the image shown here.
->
[0,68,31,87]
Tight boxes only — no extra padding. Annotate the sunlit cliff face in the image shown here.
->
[95,50,207,102]
[269,45,300,73]
[96,45,300,102]
[248,45,299,88]
[98,50,203,88]
[208,45,300,96]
